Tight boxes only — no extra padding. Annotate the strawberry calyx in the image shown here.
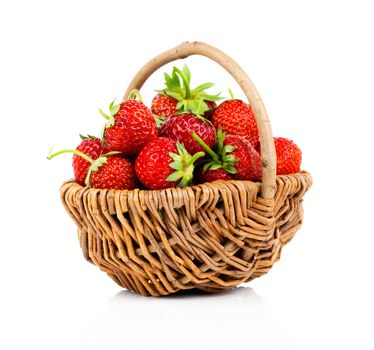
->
[158,64,222,116]
[127,89,143,102]
[98,99,121,145]
[166,142,204,187]
[99,99,120,128]
[84,150,121,186]
[85,156,108,187]
[79,134,97,140]
[191,129,238,174]
[47,147,121,187]
[153,114,165,129]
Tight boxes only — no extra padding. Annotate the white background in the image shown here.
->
[1,0,373,349]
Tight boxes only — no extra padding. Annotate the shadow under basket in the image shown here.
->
[59,42,312,296]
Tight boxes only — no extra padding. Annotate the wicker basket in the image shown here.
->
[60,42,312,296]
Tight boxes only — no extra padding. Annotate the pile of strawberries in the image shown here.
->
[49,65,302,190]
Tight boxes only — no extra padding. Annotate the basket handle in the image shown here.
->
[124,41,276,199]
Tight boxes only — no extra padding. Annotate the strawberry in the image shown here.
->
[195,168,232,184]
[99,93,158,157]
[212,99,259,148]
[192,129,262,181]
[72,135,103,186]
[274,137,302,175]
[134,137,204,190]
[88,156,136,190]
[151,64,222,118]
[159,113,216,155]
[151,93,178,119]
[224,134,261,181]
[48,148,136,190]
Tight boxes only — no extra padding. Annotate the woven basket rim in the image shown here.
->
[62,171,311,194]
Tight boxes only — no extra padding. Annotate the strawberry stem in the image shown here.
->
[190,132,220,162]
[216,128,226,154]
[191,130,238,175]
[173,67,191,99]
[47,148,118,187]
[187,151,205,167]
[47,149,94,164]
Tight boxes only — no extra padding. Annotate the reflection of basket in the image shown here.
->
[60,42,312,296]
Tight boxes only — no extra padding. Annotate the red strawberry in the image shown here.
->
[195,168,232,184]
[134,137,204,190]
[192,129,262,182]
[100,96,158,157]
[151,93,178,119]
[89,156,136,190]
[159,113,216,155]
[274,137,302,175]
[224,134,261,181]
[151,64,222,118]
[72,135,103,186]
[48,148,136,190]
[212,99,259,147]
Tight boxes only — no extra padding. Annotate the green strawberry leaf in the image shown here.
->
[202,163,211,172]
[165,90,184,101]
[164,72,181,90]
[228,88,235,99]
[167,171,184,182]
[164,72,173,85]
[224,145,235,153]
[98,108,110,120]
[223,154,237,162]
[210,163,223,171]
[182,64,191,85]
[79,134,96,140]
[225,165,238,174]
[153,114,165,129]
[176,101,184,111]
[193,82,215,93]
[199,93,223,101]
[109,100,121,115]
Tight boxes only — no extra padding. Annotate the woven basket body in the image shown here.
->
[60,42,312,296]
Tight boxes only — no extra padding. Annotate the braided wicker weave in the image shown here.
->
[60,42,312,296]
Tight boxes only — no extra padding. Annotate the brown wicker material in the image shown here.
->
[60,42,312,296]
